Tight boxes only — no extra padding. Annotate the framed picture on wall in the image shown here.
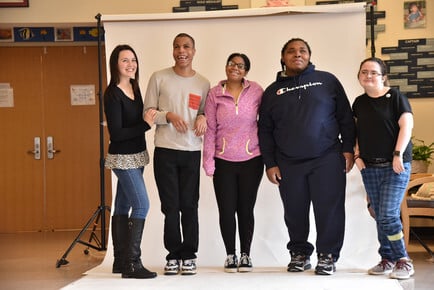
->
[55,27,73,42]
[0,27,14,42]
[251,0,305,8]
[404,1,426,29]
[0,0,29,7]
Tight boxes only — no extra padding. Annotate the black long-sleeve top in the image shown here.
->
[104,84,150,155]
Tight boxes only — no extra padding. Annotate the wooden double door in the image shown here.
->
[0,46,111,233]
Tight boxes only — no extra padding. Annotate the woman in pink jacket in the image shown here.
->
[203,52,264,273]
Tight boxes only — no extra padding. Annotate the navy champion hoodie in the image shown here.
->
[258,63,355,169]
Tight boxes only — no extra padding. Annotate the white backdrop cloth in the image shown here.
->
[62,4,403,290]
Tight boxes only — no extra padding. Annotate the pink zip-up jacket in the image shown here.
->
[203,79,263,176]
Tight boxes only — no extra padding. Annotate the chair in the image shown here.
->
[409,173,433,181]
[401,174,434,259]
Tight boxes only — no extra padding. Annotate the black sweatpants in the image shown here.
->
[277,150,346,260]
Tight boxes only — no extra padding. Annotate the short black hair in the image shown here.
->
[173,33,195,48]
[226,52,251,72]
[280,38,312,70]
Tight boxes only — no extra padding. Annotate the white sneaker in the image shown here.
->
[368,259,395,275]
[390,258,414,280]
[181,259,197,275]
[164,259,180,275]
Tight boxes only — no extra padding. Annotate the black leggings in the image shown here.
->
[213,156,264,255]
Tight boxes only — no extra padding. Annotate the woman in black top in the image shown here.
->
[104,44,157,279]
[352,57,414,280]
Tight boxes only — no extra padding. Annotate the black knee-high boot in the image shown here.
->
[122,218,157,279]
[111,215,128,273]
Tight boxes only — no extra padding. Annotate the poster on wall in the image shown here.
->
[0,0,29,7]
[404,0,426,28]
[70,85,95,106]
[55,27,73,42]
[13,27,55,42]
[0,27,14,42]
[250,0,305,7]
[0,83,14,108]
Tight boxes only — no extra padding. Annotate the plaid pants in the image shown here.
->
[361,162,411,261]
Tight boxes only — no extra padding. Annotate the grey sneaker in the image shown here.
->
[164,259,180,275]
[181,259,197,275]
[287,252,311,272]
[390,258,414,280]
[315,253,336,275]
[368,259,395,275]
[238,253,253,273]
[224,254,238,273]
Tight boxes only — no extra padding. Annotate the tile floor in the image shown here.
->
[0,230,433,290]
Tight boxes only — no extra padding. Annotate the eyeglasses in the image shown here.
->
[227,61,246,70]
[360,70,382,77]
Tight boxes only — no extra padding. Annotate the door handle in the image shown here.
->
[47,136,61,159]
[27,137,41,160]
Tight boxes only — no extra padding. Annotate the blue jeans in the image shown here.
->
[361,162,411,261]
[112,167,150,220]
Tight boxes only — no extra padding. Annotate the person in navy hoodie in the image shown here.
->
[258,38,355,275]
[203,53,264,273]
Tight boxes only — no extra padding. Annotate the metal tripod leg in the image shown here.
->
[83,210,102,255]
[56,205,110,268]
[55,13,111,269]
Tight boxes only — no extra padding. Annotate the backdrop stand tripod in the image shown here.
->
[56,13,111,268]
[369,1,376,57]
